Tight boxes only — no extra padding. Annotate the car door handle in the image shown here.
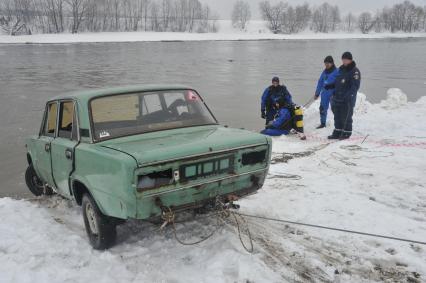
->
[45,143,50,152]
[65,148,73,160]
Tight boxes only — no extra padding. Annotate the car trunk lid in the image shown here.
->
[99,125,268,167]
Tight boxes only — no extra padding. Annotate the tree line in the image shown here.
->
[238,0,426,34]
[0,0,218,35]
[1,0,426,35]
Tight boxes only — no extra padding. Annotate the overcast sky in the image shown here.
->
[200,0,426,20]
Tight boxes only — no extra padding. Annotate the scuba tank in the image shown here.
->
[292,106,304,133]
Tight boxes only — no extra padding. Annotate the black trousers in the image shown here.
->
[331,101,354,137]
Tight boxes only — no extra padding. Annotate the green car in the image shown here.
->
[25,85,271,249]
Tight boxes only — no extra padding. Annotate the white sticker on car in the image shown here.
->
[99,131,110,138]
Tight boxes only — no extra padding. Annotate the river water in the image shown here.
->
[0,38,425,197]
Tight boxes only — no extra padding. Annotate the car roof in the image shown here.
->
[50,84,195,102]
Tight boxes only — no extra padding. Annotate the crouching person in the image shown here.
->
[261,97,306,140]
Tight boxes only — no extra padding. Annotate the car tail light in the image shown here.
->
[137,169,173,192]
[241,150,267,166]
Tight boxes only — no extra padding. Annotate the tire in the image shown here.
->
[82,193,117,250]
[25,164,45,196]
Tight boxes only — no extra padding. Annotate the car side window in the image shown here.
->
[43,102,58,137]
[58,101,75,139]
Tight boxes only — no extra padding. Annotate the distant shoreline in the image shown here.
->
[1,31,426,45]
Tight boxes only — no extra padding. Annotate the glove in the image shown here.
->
[266,122,274,129]
[261,111,266,119]
[284,103,296,109]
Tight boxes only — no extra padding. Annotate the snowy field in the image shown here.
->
[1,20,426,44]
[1,89,425,283]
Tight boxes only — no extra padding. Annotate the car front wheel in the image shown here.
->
[82,193,117,250]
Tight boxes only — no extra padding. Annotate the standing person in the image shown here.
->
[261,76,293,125]
[328,52,361,140]
[314,56,339,129]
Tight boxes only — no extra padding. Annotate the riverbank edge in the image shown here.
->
[1,31,426,45]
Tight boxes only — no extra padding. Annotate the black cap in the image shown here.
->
[272,76,280,83]
[324,56,334,64]
[342,52,353,60]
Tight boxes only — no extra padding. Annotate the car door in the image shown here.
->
[32,101,58,187]
[50,100,79,197]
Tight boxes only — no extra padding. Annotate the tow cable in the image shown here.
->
[159,202,426,253]
[159,198,254,253]
[235,213,426,246]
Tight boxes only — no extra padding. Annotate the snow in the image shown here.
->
[0,20,426,44]
[1,88,426,282]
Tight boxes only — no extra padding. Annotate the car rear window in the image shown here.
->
[90,90,217,141]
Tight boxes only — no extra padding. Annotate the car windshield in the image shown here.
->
[90,89,217,141]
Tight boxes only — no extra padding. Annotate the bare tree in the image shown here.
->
[259,1,286,33]
[160,0,171,31]
[187,0,201,32]
[281,5,296,34]
[376,1,425,33]
[330,5,340,31]
[197,4,209,32]
[65,0,87,33]
[259,1,310,34]
[0,0,32,35]
[283,3,311,33]
[358,12,373,34]
[142,0,150,31]
[119,0,143,32]
[372,10,384,32]
[209,11,219,32]
[122,0,131,31]
[110,0,120,31]
[343,13,356,32]
[48,0,65,33]
[0,0,217,35]
[232,0,251,31]
[294,3,311,32]
[311,2,333,33]
[85,0,100,32]
[98,0,112,31]
[172,0,188,32]
[150,0,159,31]
[423,6,426,31]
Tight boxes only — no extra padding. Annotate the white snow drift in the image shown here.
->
[1,20,426,44]
[0,89,425,283]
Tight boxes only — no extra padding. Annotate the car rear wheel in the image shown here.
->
[82,193,117,250]
[25,164,53,196]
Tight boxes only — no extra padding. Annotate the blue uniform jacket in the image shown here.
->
[315,67,339,98]
[261,85,293,120]
[332,62,361,107]
[271,108,292,129]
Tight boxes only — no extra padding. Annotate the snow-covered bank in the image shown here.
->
[1,89,425,282]
[1,20,426,44]
[1,31,425,45]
